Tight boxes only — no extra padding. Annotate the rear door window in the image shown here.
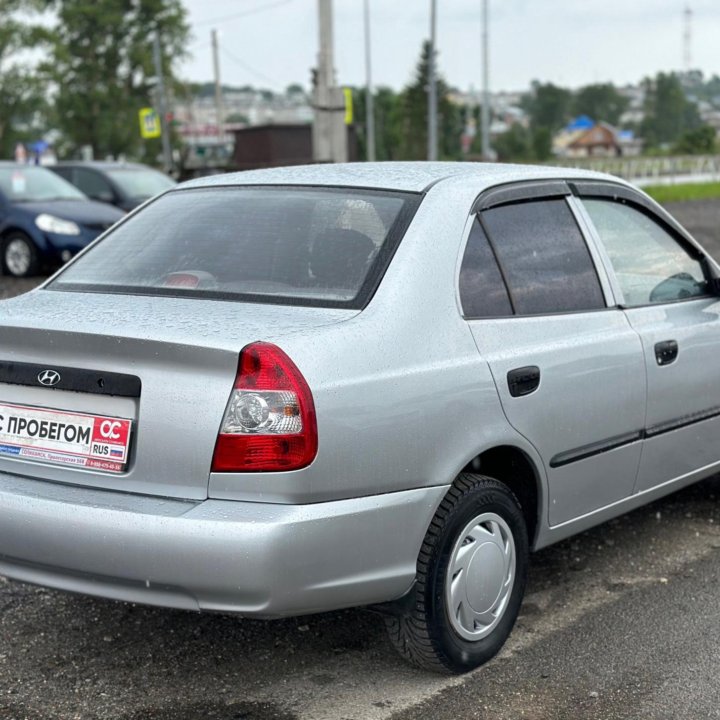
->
[459,219,513,318]
[50,187,420,309]
[481,198,605,315]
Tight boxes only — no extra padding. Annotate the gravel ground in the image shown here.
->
[0,197,719,720]
[0,275,43,299]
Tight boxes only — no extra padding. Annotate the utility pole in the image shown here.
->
[683,5,693,73]
[313,0,347,163]
[364,0,376,162]
[211,29,225,144]
[427,0,438,161]
[152,30,173,174]
[481,0,491,160]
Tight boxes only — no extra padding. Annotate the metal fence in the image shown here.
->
[549,154,720,186]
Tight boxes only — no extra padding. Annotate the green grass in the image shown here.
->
[643,181,720,204]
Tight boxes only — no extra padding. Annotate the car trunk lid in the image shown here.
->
[0,289,355,499]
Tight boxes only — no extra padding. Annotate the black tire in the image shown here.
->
[384,473,529,673]
[2,232,39,278]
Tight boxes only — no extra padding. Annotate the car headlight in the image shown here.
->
[35,213,81,236]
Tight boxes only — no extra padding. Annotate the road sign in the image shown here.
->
[343,88,353,125]
[139,108,161,139]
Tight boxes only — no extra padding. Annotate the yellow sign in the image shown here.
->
[139,108,161,139]
[343,88,353,125]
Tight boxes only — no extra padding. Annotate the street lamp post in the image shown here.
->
[427,0,438,161]
[481,0,491,159]
[364,0,376,162]
[211,29,225,145]
[152,30,173,174]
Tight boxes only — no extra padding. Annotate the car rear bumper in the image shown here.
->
[0,472,447,617]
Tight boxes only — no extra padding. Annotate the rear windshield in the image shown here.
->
[50,186,420,308]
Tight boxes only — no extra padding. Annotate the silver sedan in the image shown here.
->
[1,162,718,673]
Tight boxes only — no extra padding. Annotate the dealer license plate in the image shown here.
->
[0,402,132,473]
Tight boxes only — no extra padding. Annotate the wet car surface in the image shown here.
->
[1,194,719,718]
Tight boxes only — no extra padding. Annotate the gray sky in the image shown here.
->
[181,0,720,92]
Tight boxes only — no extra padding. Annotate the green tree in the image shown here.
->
[42,0,190,159]
[693,74,720,106]
[351,86,402,161]
[285,83,305,97]
[523,82,573,133]
[397,41,462,160]
[641,72,702,148]
[493,123,533,162]
[572,83,628,125]
[225,112,249,124]
[673,124,717,154]
[531,127,552,161]
[0,1,50,157]
[374,87,402,160]
[188,82,216,99]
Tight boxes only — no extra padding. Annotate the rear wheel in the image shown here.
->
[2,232,39,277]
[384,474,528,673]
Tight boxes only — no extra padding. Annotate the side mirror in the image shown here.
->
[93,190,115,204]
[702,257,720,295]
[649,273,702,303]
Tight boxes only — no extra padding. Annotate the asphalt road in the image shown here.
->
[665,197,720,260]
[0,196,719,720]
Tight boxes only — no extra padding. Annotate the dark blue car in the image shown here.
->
[0,163,125,277]
[50,161,176,212]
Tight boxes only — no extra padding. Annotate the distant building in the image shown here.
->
[174,85,314,176]
[553,117,642,158]
[174,86,313,133]
[618,83,646,127]
[232,124,313,170]
[449,87,529,137]
[231,124,358,171]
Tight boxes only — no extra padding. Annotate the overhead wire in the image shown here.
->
[191,0,294,86]
[194,0,296,28]
[220,46,279,87]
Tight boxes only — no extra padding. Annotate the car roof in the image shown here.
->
[179,161,619,194]
[51,161,151,171]
[0,162,55,170]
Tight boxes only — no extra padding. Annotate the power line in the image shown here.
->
[195,0,296,27]
[220,46,279,87]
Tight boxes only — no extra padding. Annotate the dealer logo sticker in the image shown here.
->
[37,370,61,387]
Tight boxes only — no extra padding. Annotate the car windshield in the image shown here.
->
[49,186,419,308]
[0,166,87,202]
[106,168,176,199]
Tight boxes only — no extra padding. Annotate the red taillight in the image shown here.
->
[211,342,318,472]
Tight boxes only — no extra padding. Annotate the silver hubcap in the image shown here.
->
[5,239,31,276]
[445,512,516,641]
